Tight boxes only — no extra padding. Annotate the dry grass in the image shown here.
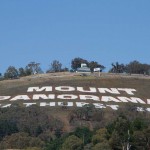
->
[0,72,150,131]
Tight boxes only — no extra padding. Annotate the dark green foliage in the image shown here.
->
[27,62,41,74]
[70,104,101,121]
[71,57,105,72]
[73,127,92,144]
[92,142,111,150]
[109,62,126,73]
[0,105,149,149]
[0,106,64,149]
[107,115,131,149]
[71,57,89,70]
[0,119,18,140]
[54,129,62,138]
[109,60,150,75]
[24,65,32,75]
[92,128,109,145]
[18,67,27,77]
[88,61,105,72]
[45,137,65,150]
[131,131,147,150]
[126,60,150,75]
[47,60,62,72]
[132,118,148,131]
[4,66,19,79]
[61,135,83,150]
[0,132,44,149]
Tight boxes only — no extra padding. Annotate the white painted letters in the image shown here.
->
[27,86,52,92]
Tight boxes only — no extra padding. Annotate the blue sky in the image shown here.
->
[0,0,150,73]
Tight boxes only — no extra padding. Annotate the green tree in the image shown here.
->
[0,73,3,80]
[92,128,108,145]
[109,62,125,73]
[88,61,105,72]
[18,67,26,77]
[126,60,150,75]
[27,62,41,74]
[61,135,83,150]
[73,104,96,121]
[107,115,131,150]
[17,106,61,136]
[0,119,18,140]
[71,57,89,70]
[24,65,32,76]
[45,137,64,150]
[4,66,19,79]
[73,127,92,145]
[132,118,148,131]
[49,60,62,72]
[92,142,111,150]
[143,127,150,150]
[131,131,147,150]
[0,132,44,149]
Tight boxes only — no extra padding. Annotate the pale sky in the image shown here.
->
[0,0,150,73]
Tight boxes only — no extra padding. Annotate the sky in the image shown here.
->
[0,0,150,73]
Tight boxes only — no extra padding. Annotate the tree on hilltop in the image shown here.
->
[27,62,42,74]
[47,60,62,72]
[71,57,89,70]
[4,66,19,79]
[126,60,150,75]
[89,61,105,72]
[109,62,126,73]
[18,67,27,77]
[61,135,83,150]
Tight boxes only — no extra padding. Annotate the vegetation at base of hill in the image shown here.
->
[0,105,149,150]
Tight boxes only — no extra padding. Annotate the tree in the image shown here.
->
[27,62,41,74]
[24,65,32,76]
[16,105,59,136]
[18,67,26,77]
[61,67,69,72]
[49,60,62,72]
[132,118,148,131]
[71,57,89,70]
[92,128,108,145]
[92,142,111,150]
[143,127,150,149]
[73,127,92,144]
[88,61,105,72]
[109,62,126,73]
[131,131,147,150]
[0,132,44,149]
[0,73,3,80]
[107,115,131,150]
[45,137,64,150]
[4,66,19,79]
[0,119,18,140]
[126,60,150,75]
[61,135,83,150]
[72,104,96,121]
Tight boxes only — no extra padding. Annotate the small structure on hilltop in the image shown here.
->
[76,63,91,72]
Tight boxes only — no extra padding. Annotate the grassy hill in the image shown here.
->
[0,72,150,130]
[0,72,150,149]
[0,72,150,100]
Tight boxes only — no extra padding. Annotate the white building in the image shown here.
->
[76,63,91,72]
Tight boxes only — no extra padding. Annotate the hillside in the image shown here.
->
[0,72,150,149]
[0,72,150,109]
